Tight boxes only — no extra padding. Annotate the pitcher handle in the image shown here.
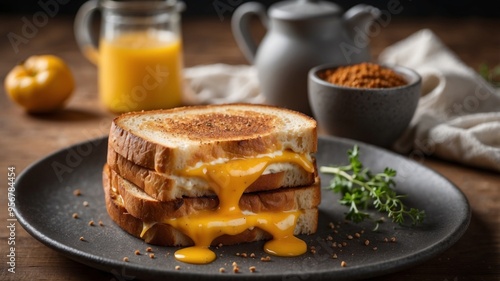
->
[231,2,268,63]
[74,0,100,65]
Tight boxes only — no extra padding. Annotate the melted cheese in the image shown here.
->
[166,150,314,264]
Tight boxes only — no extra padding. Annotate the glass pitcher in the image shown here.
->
[75,0,185,113]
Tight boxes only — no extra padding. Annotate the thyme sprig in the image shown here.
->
[320,146,425,227]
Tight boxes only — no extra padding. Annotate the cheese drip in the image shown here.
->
[167,151,314,264]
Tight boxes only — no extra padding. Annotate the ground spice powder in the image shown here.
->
[320,63,407,88]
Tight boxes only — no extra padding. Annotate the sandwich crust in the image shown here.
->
[104,164,321,223]
[109,104,317,173]
[103,165,319,247]
[107,146,317,201]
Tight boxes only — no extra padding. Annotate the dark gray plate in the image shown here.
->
[14,136,470,280]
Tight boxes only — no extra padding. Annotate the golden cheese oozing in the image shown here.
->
[164,151,315,264]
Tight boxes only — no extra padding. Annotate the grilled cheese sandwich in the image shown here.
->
[104,103,319,264]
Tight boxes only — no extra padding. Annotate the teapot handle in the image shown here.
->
[74,0,100,65]
[231,2,269,63]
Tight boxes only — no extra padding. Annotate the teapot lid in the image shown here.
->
[269,0,342,21]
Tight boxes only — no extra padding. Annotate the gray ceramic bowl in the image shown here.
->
[308,63,421,148]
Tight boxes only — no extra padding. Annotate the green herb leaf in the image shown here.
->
[320,145,425,227]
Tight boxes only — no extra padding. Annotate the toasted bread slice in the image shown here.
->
[107,147,317,201]
[104,164,320,222]
[103,166,318,247]
[109,104,317,173]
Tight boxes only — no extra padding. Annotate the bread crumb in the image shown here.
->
[341,261,347,267]
[364,240,370,246]
[332,254,338,259]
[123,257,129,262]
[232,261,238,267]
[373,247,378,251]
[331,242,337,248]
[135,250,141,255]
[72,213,78,219]
[73,189,81,196]
[149,253,155,259]
[219,267,226,273]
[384,237,389,242]
[218,243,223,248]
[347,235,353,240]
[83,201,89,207]
[249,266,257,273]
[146,247,153,252]
[79,236,85,241]
[328,222,335,229]
[240,252,247,258]
[250,253,256,258]
[88,220,95,226]
[326,235,333,241]
[390,237,397,243]
[260,256,271,262]
[342,242,347,247]
[175,265,181,270]
[233,266,240,273]
[98,220,104,226]
[355,233,361,238]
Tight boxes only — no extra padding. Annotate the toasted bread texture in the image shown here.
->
[103,165,319,247]
[109,104,317,173]
[107,147,317,201]
[104,164,320,222]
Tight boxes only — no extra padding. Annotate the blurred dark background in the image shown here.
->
[2,0,500,18]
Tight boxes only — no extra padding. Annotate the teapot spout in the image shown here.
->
[343,4,380,37]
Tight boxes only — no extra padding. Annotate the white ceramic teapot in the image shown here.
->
[232,0,380,115]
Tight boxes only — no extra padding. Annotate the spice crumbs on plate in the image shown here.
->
[149,253,155,259]
[390,237,397,243]
[364,239,370,246]
[332,254,338,259]
[83,201,89,207]
[88,220,95,226]
[98,220,104,226]
[249,266,257,273]
[310,246,316,254]
[175,265,181,270]
[134,250,141,255]
[79,236,85,241]
[72,213,78,219]
[146,247,153,252]
[123,257,129,262]
[341,261,347,267]
[250,253,256,258]
[73,189,81,196]
[260,256,271,262]
[232,262,240,273]
[219,267,226,273]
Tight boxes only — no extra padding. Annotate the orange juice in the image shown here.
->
[99,31,183,113]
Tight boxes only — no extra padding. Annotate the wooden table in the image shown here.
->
[1,15,499,280]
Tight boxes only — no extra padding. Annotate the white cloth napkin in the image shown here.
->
[183,29,500,172]
[183,63,264,105]
[379,29,500,172]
